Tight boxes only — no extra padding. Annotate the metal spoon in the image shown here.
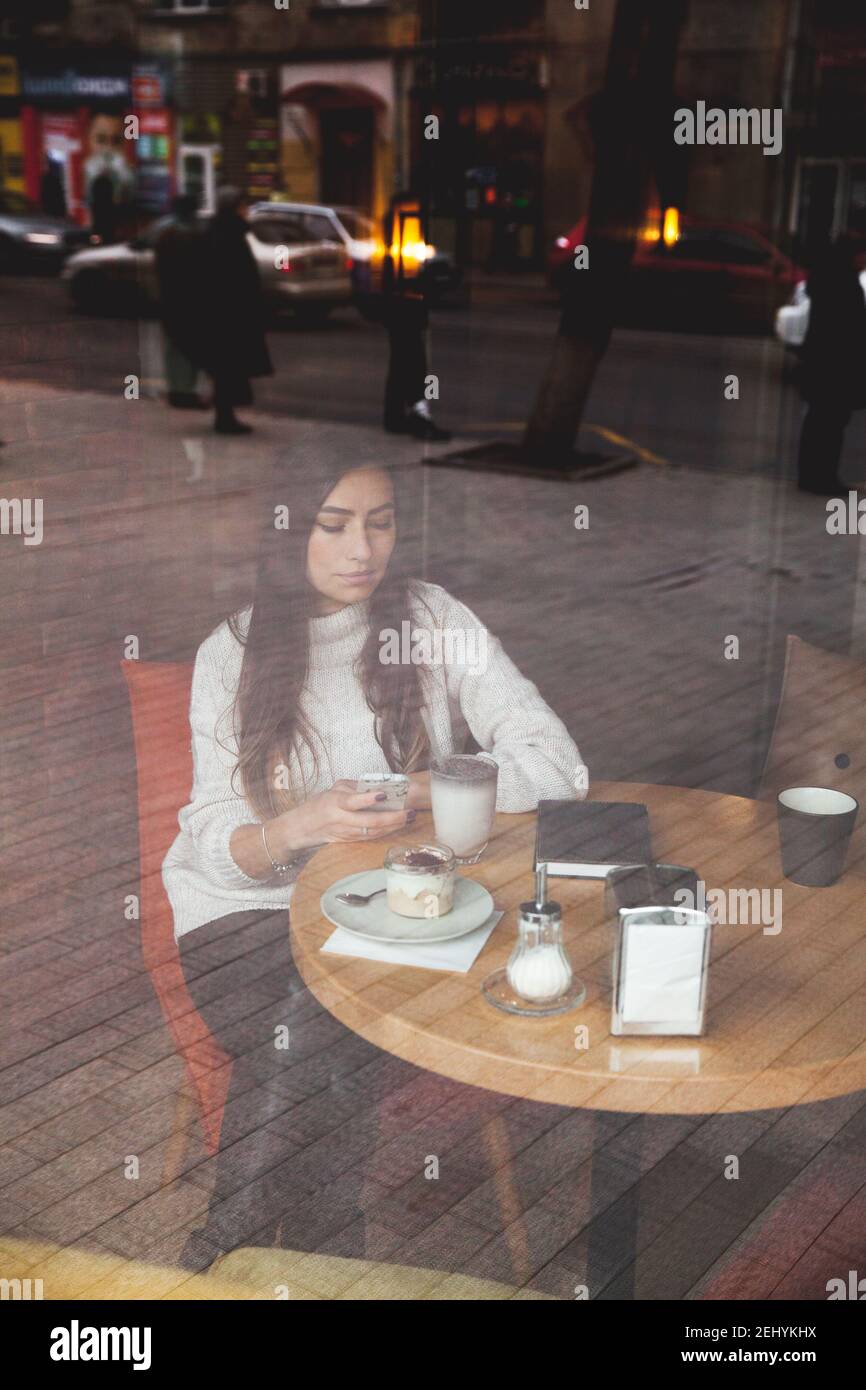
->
[336,888,386,907]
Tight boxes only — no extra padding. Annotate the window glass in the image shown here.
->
[712,231,772,265]
[303,213,337,243]
[336,210,375,240]
[664,232,727,262]
[251,215,307,246]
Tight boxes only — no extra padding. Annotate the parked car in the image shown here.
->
[0,190,96,272]
[775,268,866,349]
[251,199,461,305]
[549,216,804,332]
[62,205,352,319]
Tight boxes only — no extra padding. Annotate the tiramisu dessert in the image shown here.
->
[384,843,456,919]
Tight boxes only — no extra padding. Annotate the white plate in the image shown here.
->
[320,869,495,944]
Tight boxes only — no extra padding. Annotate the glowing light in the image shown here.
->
[388,239,434,263]
[369,205,436,270]
[662,206,680,247]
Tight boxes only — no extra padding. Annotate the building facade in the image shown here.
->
[0,0,863,266]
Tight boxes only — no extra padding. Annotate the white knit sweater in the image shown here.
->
[162,581,587,940]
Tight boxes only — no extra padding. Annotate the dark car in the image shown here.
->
[549,215,804,332]
[0,190,96,272]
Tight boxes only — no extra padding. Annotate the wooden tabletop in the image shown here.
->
[289,782,866,1116]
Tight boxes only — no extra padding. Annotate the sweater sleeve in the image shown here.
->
[430,589,588,812]
[176,629,264,890]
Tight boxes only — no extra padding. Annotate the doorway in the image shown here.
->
[319,107,373,213]
[177,144,218,215]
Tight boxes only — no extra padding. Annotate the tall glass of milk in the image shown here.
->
[430,754,498,864]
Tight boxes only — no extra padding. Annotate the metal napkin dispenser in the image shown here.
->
[611,905,712,1037]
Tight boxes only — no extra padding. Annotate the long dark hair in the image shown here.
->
[225,457,431,819]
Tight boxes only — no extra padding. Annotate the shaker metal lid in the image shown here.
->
[518,899,562,924]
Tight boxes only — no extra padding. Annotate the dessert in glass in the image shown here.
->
[384,843,456,919]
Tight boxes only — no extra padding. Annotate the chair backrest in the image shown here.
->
[122,659,231,1154]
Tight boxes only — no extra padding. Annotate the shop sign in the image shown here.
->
[132,66,170,108]
[22,70,130,102]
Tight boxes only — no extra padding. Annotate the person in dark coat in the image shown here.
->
[797,224,866,495]
[40,157,66,219]
[154,194,208,409]
[89,168,116,245]
[200,186,273,435]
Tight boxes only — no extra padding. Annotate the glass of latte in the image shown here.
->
[430,754,498,864]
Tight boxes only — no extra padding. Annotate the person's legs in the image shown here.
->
[384,298,450,440]
[797,400,850,494]
[164,336,205,408]
[212,372,252,434]
[177,909,382,1267]
[384,312,409,432]
[402,300,428,407]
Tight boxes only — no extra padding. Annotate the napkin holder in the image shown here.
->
[611,905,712,1036]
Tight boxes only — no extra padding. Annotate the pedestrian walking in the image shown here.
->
[154,194,208,410]
[40,156,66,220]
[88,165,117,245]
[200,186,272,435]
[797,220,866,495]
[380,193,450,442]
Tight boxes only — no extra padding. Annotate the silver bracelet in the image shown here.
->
[261,821,297,876]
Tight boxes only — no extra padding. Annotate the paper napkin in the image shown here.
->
[321,910,503,973]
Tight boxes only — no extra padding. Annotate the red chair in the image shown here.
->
[122,660,232,1159]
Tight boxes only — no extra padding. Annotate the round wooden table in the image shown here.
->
[290,782,866,1115]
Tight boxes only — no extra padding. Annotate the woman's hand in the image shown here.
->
[275,779,415,852]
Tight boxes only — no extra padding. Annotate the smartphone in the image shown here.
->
[355,772,410,811]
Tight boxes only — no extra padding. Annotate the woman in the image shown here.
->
[163,458,586,1269]
[200,186,272,435]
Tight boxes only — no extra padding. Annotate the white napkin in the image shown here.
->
[620,923,706,1023]
[321,911,503,973]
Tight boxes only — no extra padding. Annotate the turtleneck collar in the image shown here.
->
[307,597,371,669]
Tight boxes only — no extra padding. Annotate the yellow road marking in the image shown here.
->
[583,423,670,467]
[461,420,672,467]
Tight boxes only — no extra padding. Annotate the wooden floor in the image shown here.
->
[1,372,865,1298]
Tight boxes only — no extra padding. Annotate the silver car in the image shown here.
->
[250,200,461,304]
[61,206,351,319]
